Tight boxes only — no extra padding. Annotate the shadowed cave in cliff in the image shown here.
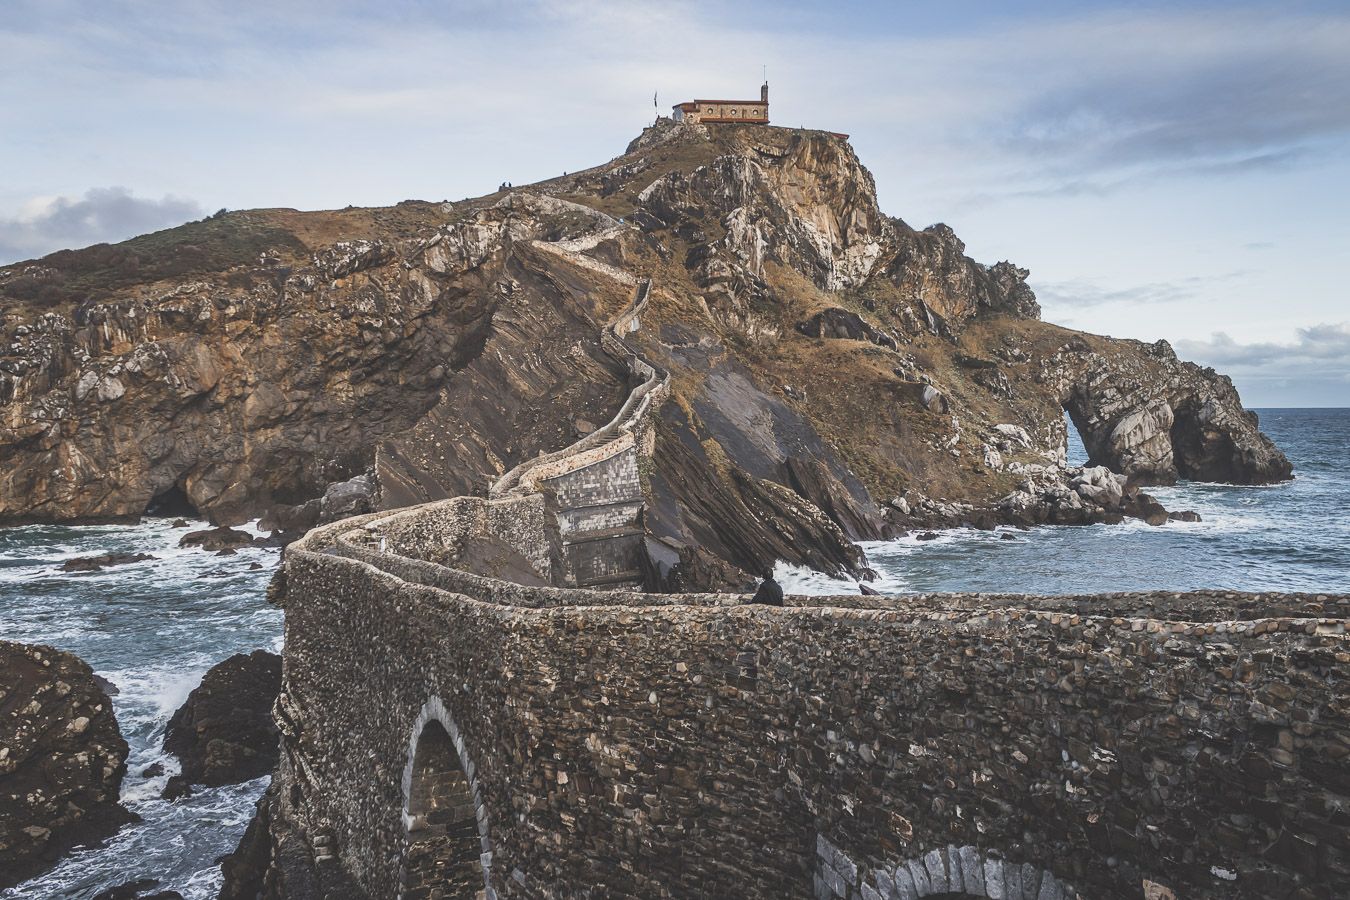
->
[403,720,484,899]
[145,482,197,518]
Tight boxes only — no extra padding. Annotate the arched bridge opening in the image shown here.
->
[402,718,485,899]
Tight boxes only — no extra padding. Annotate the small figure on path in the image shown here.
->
[750,571,784,606]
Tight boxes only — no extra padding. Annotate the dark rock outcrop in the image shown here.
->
[92,879,184,900]
[0,641,134,890]
[218,787,364,900]
[59,552,155,572]
[317,475,375,524]
[179,526,255,551]
[161,650,281,793]
[257,499,320,536]
[796,307,897,349]
[1123,488,1171,526]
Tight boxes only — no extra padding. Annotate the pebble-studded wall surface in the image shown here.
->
[272,505,1350,900]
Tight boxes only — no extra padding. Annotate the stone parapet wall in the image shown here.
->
[542,438,641,512]
[349,493,555,581]
[281,510,1350,899]
[321,499,732,610]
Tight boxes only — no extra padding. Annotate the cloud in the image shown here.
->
[3,2,1347,217]
[1177,322,1350,371]
[1175,323,1350,406]
[873,8,1350,205]
[1034,272,1248,309]
[0,187,202,264]
[1005,14,1348,148]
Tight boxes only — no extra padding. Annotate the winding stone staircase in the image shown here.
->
[489,276,667,588]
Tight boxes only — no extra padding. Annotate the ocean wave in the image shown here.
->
[1,517,281,899]
[2,777,269,900]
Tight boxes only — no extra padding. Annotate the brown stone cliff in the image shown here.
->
[0,120,1291,585]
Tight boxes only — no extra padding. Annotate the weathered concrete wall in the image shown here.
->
[271,507,1350,900]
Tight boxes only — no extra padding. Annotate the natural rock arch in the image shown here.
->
[400,698,493,900]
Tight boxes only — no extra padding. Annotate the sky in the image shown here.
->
[2,0,1346,406]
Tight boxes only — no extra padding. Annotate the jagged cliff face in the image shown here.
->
[0,120,1290,583]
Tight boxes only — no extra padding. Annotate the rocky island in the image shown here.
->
[0,119,1290,585]
[2,119,1343,899]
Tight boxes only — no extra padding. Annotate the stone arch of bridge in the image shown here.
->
[875,845,1076,899]
[399,696,494,900]
[819,833,1077,900]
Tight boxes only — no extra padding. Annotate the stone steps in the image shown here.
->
[576,571,644,588]
[562,526,645,546]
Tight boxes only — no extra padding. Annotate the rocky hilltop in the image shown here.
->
[0,121,1290,585]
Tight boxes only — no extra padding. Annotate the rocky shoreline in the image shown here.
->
[0,641,284,892]
[887,463,1197,533]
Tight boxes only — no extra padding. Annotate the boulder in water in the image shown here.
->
[258,498,321,536]
[92,879,183,900]
[0,641,135,890]
[179,526,255,552]
[162,650,282,791]
[1123,490,1170,526]
[59,552,155,572]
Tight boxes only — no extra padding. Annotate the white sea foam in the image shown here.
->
[1,516,281,898]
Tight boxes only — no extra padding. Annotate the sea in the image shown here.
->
[1,408,1346,898]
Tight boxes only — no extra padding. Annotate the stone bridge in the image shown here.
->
[272,496,1349,899]
[262,278,1350,900]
